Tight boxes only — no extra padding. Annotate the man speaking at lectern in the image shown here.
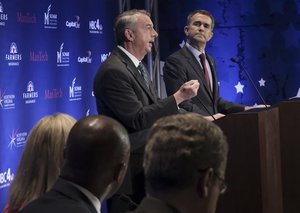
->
[93,9,199,133]
[93,9,199,212]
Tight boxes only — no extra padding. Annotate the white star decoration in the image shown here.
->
[289,88,300,99]
[235,81,244,94]
[259,78,266,87]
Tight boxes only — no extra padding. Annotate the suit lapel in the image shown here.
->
[53,179,98,213]
[182,47,213,100]
[114,48,156,102]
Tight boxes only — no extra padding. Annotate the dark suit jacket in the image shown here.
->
[20,178,97,213]
[163,46,245,116]
[93,47,179,134]
[127,197,181,213]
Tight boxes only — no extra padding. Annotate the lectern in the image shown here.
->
[214,107,283,213]
[275,100,300,213]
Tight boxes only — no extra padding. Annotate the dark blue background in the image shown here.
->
[1,0,300,211]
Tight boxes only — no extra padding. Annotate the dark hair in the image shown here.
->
[144,113,227,193]
[186,10,215,30]
[61,115,130,183]
[114,9,150,45]
[7,113,76,211]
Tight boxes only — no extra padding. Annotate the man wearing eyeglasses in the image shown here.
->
[128,113,228,213]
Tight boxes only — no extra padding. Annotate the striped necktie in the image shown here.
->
[137,62,150,88]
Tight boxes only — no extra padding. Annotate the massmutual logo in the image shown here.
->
[0,2,8,26]
[8,129,27,150]
[0,168,14,190]
[45,88,63,99]
[66,15,80,29]
[23,81,38,104]
[44,4,57,29]
[57,43,70,66]
[5,42,22,66]
[78,50,92,64]
[17,11,37,24]
[100,52,111,63]
[89,18,103,34]
[0,89,16,110]
[30,50,48,62]
[69,77,82,101]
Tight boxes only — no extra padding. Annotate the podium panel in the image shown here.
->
[215,108,283,213]
[276,100,300,213]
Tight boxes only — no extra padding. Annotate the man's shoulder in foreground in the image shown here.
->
[20,179,97,213]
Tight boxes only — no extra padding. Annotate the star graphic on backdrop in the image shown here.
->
[258,78,266,87]
[235,81,244,93]
[283,23,300,48]
[289,88,300,99]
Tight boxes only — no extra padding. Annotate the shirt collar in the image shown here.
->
[117,45,140,67]
[185,42,205,59]
[68,181,101,213]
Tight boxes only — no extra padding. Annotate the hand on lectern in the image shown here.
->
[244,104,270,111]
[204,113,225,121]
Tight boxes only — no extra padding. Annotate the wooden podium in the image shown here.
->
[214,107,283,213]
[275,100,300,213]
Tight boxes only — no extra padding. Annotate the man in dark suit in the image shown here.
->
[93,9,199,134]
[20,115,130,213]
[129,113,228,213]
[163,10,265,120]
[93,9,199,212]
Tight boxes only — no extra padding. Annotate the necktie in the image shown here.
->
[137,62,150,88]
[199,53,211,91]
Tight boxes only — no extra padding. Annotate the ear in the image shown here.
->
[124,29,135,42]
[113,162,127,183]
[196,168,213,198]
[184,26,189,36]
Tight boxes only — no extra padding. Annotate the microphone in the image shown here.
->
[230,58,268,108]
[195,97,216,120]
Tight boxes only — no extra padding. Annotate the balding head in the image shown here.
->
[61,115,130,199]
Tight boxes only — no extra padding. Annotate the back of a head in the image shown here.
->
[61,115,130,188]
[144,113,228,194]
[8,113,76,211]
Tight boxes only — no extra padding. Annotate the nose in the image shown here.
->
[152,29,158,37]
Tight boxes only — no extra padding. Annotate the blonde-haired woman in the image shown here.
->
[3,113,76,213]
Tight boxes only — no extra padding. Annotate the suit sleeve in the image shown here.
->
[163,56,205,114]
[94,66,178,132]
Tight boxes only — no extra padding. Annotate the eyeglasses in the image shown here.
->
[212,172,227,194]
[197,169,227,194]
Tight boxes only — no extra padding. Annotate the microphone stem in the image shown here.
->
[239,63,268,108]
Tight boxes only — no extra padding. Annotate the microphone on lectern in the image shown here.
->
[230,58,268,108]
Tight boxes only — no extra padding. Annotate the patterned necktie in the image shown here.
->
[137,62,150,88]
[199,53,211,91]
